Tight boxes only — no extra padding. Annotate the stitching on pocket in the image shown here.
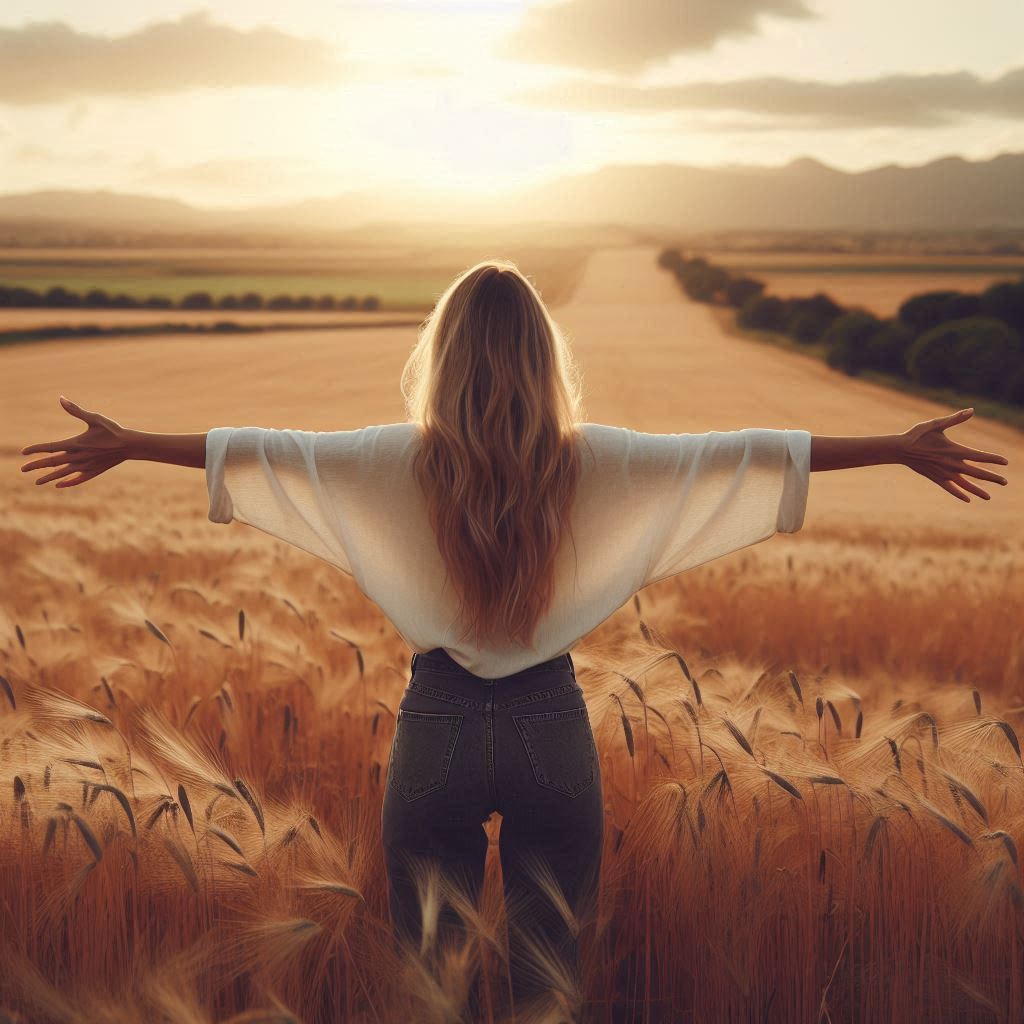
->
[388,710,463,803]
[513,706,596,798]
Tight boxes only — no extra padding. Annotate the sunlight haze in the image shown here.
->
[2,0,1023,207]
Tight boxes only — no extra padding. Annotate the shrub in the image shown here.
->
[789,292,844,323]
[361,295,381,311]
[738,294,787,332]
[823,311,884,376]
[317,295,336,310]
[1004,364,1024,406]
[787,311,832,344]
[9,287,43,307]
[340,296,358,310]
[980,279,1024,334]
[724,276,765,309]
[181,291,213,309]
[43,286,81,307]
[906,316,1024,397]
[239,292,263,310]
[267,294,295,310]
[681,264,731,303]
[864,319,916,375]
[784,295,844,344]
[657,248,685,272]
[144,296,172,308]
[940,292,983,321]
[897,290,985,333]
[218,294,240,310]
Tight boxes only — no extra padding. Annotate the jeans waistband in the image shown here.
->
[410,647,575,684]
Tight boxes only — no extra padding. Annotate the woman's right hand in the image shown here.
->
[20,396,136,488]
[896,407,1010,502]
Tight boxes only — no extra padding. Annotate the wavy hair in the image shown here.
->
[400,257,586,650]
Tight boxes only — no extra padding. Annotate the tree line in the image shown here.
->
[0,285,381,312]
[657,249,1024,408]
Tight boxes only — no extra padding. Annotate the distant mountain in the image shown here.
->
[505,151,1024,230]
[0,189,207,226]
[1,150,1022,239]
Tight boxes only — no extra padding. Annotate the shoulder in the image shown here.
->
[315,422,420,457]
[577,422,705,468]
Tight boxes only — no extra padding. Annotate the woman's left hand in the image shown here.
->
[20,396,135,488]
[896,407,1010,502]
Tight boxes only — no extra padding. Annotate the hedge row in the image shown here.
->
[0,285,381,312]
[656,249,1024,407]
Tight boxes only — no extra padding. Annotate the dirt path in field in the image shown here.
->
[556,246,1023,541]
[2,245,1021,543]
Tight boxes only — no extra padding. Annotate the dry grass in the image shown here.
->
[1,513,1022,1022]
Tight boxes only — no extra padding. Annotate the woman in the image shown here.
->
[19,259,1010,1021]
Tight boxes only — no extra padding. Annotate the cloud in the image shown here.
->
[512,66,1024,129]
[0,12,345,105]
[496,0,817,73]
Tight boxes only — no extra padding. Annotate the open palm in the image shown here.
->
[20,396,131,488]
[899,407,1010,502]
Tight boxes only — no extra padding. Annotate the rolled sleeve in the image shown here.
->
[201,425,354,574]
[205,427,235,524]
[777,429,811,534]
[638,426,812,589]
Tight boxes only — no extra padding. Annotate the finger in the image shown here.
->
[55,469,100,488]
[54,454,120,487]
[59,395,102,426]
[956,446,1010,466]
[21,436,86,455]
[953,463,1008,486]
[933,475,970,502]
[950,474,991,500]
[931,407,974,429]
[21,451,90,473]
[35,464,79,485]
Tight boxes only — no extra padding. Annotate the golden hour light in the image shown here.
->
[1,2,1022,1022]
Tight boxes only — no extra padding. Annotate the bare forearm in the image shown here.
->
[810,433,903,472]
[127,429,208,469]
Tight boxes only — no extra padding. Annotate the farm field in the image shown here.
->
[703,250,1024,316]
[0,240,592,312]
[2,245,1023,1022]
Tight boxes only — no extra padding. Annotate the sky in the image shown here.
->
[1,0,1022,207]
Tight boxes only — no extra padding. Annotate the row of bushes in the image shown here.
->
[0,285,381,312]
[656,249,1024,407]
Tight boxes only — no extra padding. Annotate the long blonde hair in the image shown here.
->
[400,258,586,650]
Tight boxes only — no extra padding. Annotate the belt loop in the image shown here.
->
[410,652,418,674]
[565,652,574,676]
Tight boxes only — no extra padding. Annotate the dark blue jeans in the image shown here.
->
[381,646,604,1020]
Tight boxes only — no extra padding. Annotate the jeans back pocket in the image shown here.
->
[513,705,597,798]
[388,709,463,803]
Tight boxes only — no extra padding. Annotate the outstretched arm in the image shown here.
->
[21,397,358,574]
[811,407,1009,503]
[21,396,206,486]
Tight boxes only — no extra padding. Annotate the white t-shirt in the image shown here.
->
[206,422,811,678]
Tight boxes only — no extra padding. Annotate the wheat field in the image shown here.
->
[1,245,1022,1023]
